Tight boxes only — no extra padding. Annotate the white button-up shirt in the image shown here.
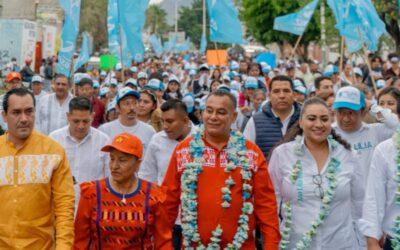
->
[359,137,400,240]
[38,93,73,135]
[333,121,396,187]
[49,126,110,207]
[139,125,196,185]
[34,91,48,129]
[99,119,156,152]
[269,139,365,250]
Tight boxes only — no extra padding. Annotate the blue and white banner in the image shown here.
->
[273,0,319,36]
[107,0,131,67]
[117,0,149,63]
[57,0,81,77]
[163,35,176,52]
[327,0,386,53]
[175,37,191,53]
[149,34,163,57]
[74,32,90,71]
[206,0,244,44]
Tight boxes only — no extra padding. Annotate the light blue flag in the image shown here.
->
[327,0,386,53]
[74,32,90,71]
[163,35,176,52]
[117,0,149,63]
[107,0,131,67]
[273,0,319,36]
[57,0,81,77]
[199,33,207,54]
[206,0,244,44]
[175,37,191,53]
[149,34,163,57]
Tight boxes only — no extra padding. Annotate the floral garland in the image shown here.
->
[391,131,400,250]
[279,135,341,250]
[180,127,254,249]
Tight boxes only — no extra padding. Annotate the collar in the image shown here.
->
[271,106,295,121]
[5,129,37,150]
[332,122,369,134]
[66,127,93,144]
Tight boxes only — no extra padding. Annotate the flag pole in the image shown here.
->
[289,35,303,61]
[362,45,378,96]
[70,57,76,96]
[339,36,345,78]
[118,25,125,84]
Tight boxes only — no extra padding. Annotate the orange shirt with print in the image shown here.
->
[162,135,280,249]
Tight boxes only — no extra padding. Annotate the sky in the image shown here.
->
[149,0,163,4]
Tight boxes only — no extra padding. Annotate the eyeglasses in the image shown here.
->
[312,174,324,200]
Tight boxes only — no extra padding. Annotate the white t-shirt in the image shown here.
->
[99,119,156,152]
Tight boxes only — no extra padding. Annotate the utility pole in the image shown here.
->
[174,0,178,33]
[202,0,206,36]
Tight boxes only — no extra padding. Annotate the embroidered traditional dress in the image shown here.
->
[73,178,172,250]
[162,135,281,249]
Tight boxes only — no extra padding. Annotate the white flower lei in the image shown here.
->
[180,127,254,249]
[279,135,341,250]
[391,131,400,250]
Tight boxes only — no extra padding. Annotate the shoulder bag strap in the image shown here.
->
[141,181,152,250]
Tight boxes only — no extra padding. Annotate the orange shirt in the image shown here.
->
[162,136,280,249]
[73,178,172,250]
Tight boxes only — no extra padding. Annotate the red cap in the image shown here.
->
[6,72,22,82]
[101,133,143,159]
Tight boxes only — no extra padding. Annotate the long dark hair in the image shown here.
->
[270,97,351,158]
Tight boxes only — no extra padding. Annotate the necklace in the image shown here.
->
[180,127,253,249]
[110,178,137,204]
[280,135,341,250]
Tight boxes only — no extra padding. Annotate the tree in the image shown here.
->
[241,0,338,60]
[145,4,171,36]
[79,0,107,52]
[177,0,209,48]
[374,0,400,53]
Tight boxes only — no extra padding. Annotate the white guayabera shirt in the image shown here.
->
[268,139,365,250]
[49,126,110,207]
[359,137,400,240]
[38,93,73,135]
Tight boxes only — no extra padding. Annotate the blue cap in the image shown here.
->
[138,72,148,80]
[333,86,366,111]
[125,78,138,88]
[107,99,117,113]
[182,93,195,113]
[324,65,339,77]
[99,87,109,97]
[376,79,385,89]
[31,75,43,83]
[189,69,197,76]
[116,87,140,104]
[93,80,100,89]
[218,84,231,92]
[130,66,138,73]
[244,77,258,89]
[145,79,163,90]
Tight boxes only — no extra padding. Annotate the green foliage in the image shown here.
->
[241,0,338,54]
[79,0,107,52]
[177,0,208,47]
[145,4,172,36]
[374,0,400,52]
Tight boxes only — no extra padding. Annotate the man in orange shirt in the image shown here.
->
[162,89,280,249]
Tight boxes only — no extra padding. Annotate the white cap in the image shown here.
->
[31,75,43,83]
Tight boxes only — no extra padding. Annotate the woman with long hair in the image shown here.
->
[137,89,162,132]
[268,97,365,250]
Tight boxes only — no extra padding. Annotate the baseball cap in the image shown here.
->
[353,67,363,77]
[130,66,138,73]
[125,78,138,88]
[390,56,399,63]
[110,78,118,86]
[107,99,117,113]
[6,72,21,82]
[222,75,231,82]
[293,79,307,95]
[116,86,140,104]
[100,71,108,77]
[324,65,339,77]
[376,79,386,89]
[162,72,169,78]
[115,63,122,71]
[189,69,197,76]
[333,86,366,111]
[182,93,195,113]
[230,80,241,91]
[198,63,209,71]
[99,87,109,97]
[31,75,43,83]
[138,72,148,80]
[218,84,231,92]
[169,75,180,84]
[262,65,272,73]
[93,80,100,89]
[145,79,163,90]
[101,133,143,159]
[230,61,239,70]
[244,77,258,89]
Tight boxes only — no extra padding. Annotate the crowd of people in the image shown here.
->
[1,51,400,250]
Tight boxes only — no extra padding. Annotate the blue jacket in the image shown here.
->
[253,102,301,159]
